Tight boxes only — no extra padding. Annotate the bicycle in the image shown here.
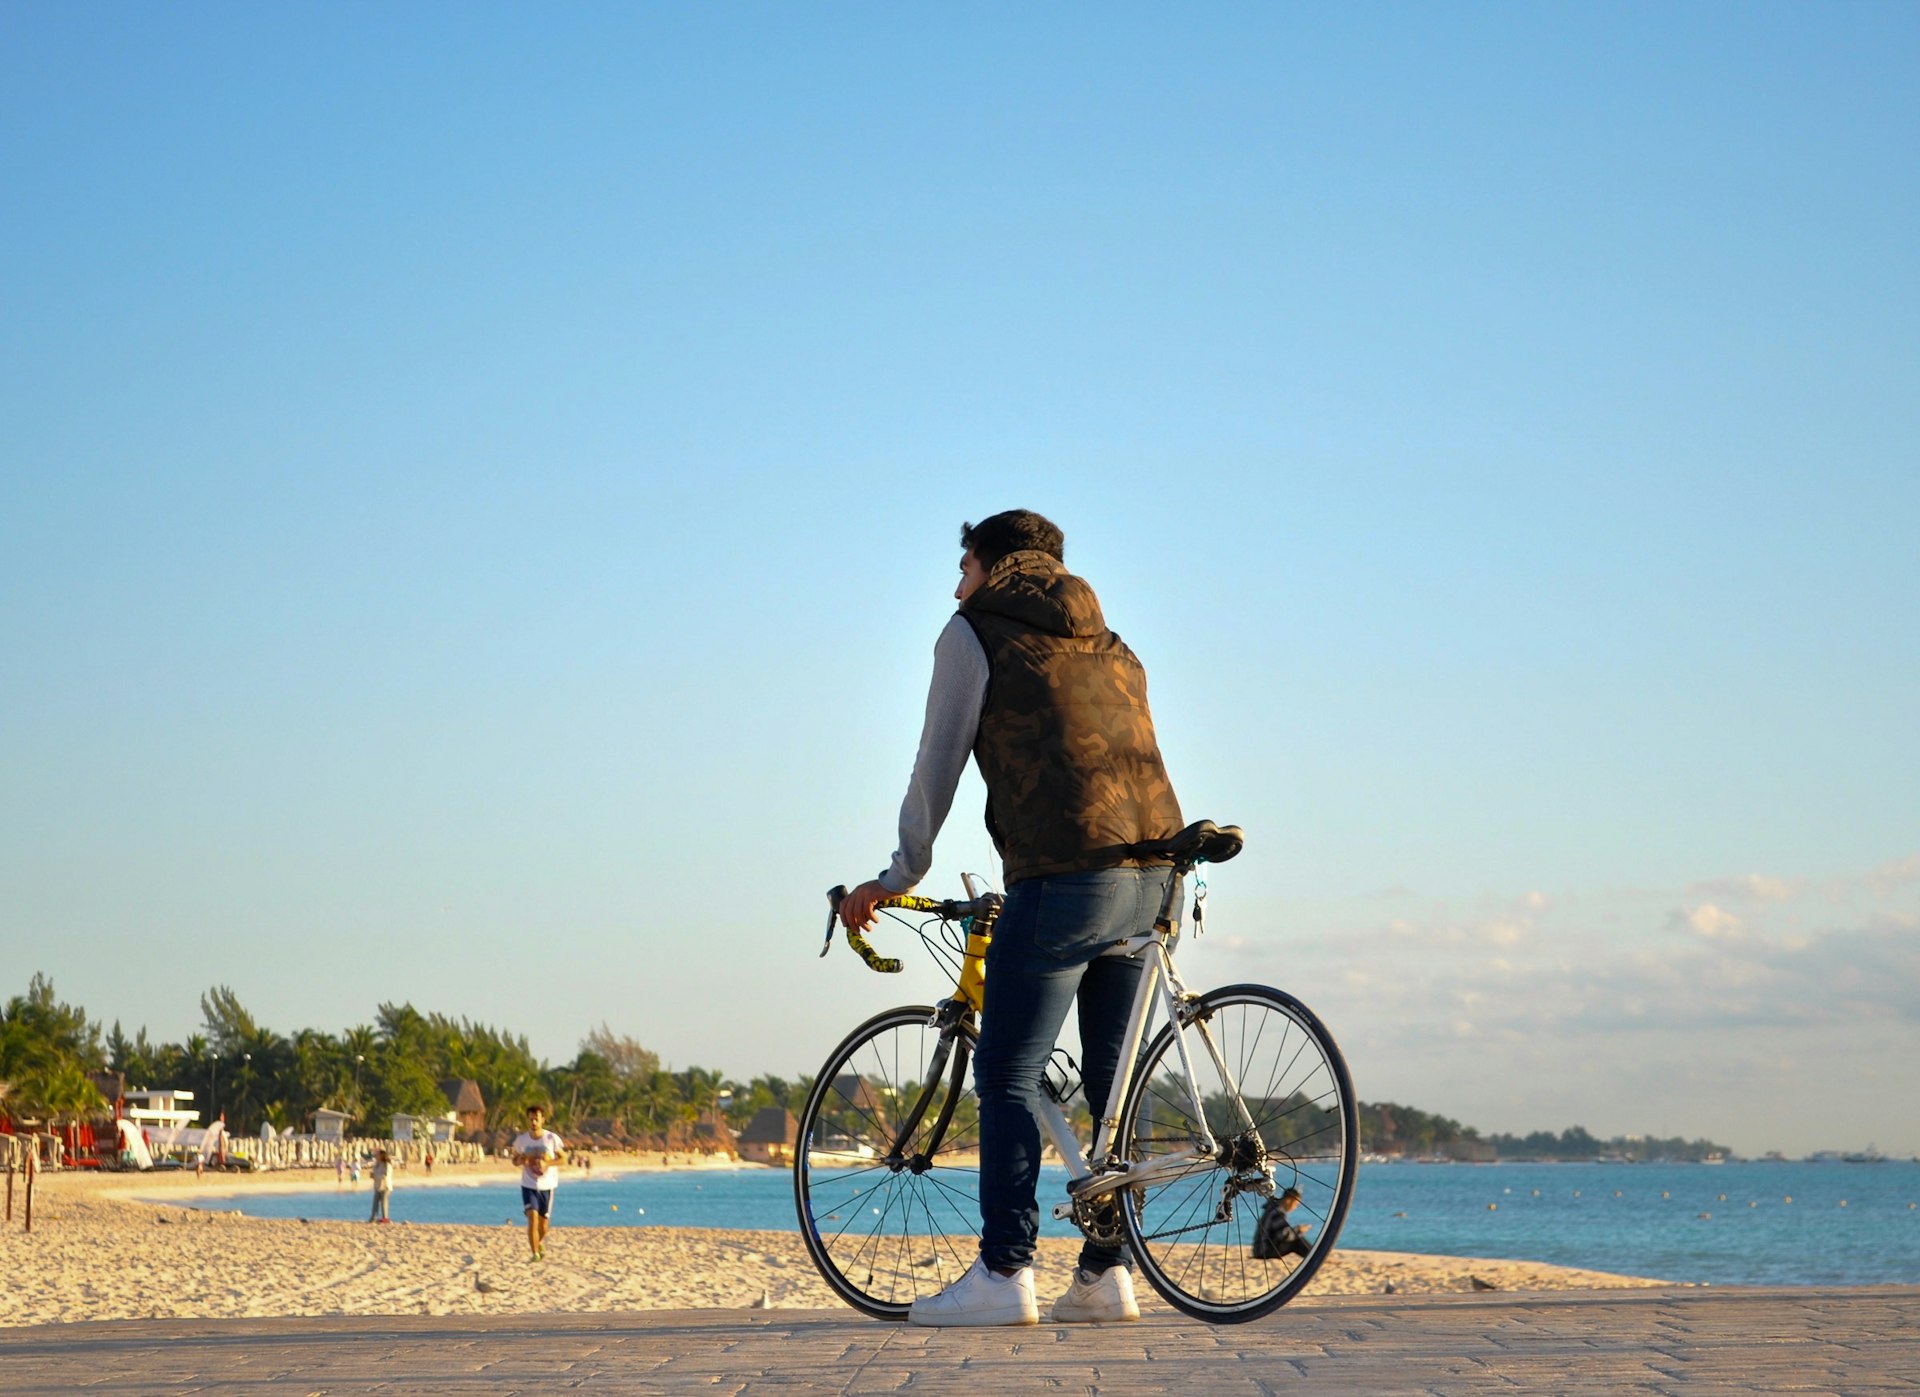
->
[793,820,1358,1324]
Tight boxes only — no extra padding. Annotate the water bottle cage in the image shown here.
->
[1043,1049,1082,1104]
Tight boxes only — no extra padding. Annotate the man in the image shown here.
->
[511,1104,565,1261]
[839,509,1184,1326]
[1251,1186,1314,1260]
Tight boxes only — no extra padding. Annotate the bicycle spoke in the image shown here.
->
[795,1007,985,1319]
[1120,986,1357,1322]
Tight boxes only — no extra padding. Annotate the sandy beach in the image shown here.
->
[0,1165,1672,1327]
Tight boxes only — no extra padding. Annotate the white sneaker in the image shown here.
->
[1050,1266,1140,1323]
[907,1257,1039,1327]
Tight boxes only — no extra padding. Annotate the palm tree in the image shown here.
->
[181,1034,213,1121]
[340,1026,378,1130]
[34,1063,105,1123]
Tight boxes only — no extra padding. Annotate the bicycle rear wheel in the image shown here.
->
[1118,984,1357,1322]
[793,1005,983,1319]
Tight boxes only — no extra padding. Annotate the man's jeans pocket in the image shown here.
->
[1028,875,1127,964]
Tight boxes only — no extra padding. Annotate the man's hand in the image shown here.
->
[839,879,893,931]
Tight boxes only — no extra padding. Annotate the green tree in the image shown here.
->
[106,1021,157,1084]
[580,1024,660,1081]
[199,986,261,1056]
[0,977,106,1120]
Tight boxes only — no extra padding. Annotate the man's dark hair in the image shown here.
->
[960,510,1065,571]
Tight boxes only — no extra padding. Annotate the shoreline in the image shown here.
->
[95,1151,748,1206]
[0,1168,1679,1328]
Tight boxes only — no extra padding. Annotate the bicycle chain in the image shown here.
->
[1139,1208,1238,1243]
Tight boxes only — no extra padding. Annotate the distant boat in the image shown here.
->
[1701,1152,1726,1165]
[1843,1145,1888,1164]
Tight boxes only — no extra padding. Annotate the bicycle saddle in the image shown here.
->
[1137,819,1244,868]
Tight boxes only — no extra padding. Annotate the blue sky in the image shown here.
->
[4,4,1916,1156]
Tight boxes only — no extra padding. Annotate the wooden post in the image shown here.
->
[23,1148,34,1234]
[5,1155,12,1222]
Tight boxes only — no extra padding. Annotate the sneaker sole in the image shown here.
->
[908,1311,1040,1327]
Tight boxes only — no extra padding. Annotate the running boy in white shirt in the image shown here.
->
[511,1104,565,1261]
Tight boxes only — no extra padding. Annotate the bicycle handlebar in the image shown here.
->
[821,884,998,974]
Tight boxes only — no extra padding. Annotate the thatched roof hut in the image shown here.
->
[829,1073,891,1127]
[736,1107,798,1165]
[573,1116,628,1146]
[439,1078,486,1134]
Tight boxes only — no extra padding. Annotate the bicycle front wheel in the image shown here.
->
[1118,984,1357,1322]
[793,1005,983,1319]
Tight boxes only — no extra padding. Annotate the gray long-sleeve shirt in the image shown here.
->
[878,614,989,893]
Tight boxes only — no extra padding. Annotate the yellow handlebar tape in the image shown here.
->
[845,926,903,974]
[844,895,948,974]
[881,896,944,912]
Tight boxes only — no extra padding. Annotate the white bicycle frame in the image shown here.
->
[978,918,1266,1223]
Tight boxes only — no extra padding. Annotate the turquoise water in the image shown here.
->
[185,1161,1920,1287]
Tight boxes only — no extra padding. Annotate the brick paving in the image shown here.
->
[0,1288,1914,1394]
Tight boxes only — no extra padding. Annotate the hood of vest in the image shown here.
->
[959,550,1107,637]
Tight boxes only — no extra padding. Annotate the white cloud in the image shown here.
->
[1688,873,1800,903]
[1204,851,1920,1153]
[1673,902,1744,942]
[1479,918,1529,948]
[1866,852,1920,895]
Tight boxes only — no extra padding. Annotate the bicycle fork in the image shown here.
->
[879,1008,973,1171]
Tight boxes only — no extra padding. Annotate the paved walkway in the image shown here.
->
[0,1288,1913,1394]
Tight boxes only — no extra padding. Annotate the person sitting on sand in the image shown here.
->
[1251,1187,1313,1261]
[511,1104,566,1261]
[369,1149,394,1223]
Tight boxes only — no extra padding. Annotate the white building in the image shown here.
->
[313,1108,350,1143]
[122,1088,204,1154]
[391,1111,459,1144]
[123,1088,201,1132]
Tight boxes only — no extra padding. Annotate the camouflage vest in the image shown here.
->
[960,551,1184,884]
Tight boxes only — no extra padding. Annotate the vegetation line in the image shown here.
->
[0,975,1728,1161]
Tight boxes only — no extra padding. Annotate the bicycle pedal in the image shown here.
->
[1052,1203,1075,1221]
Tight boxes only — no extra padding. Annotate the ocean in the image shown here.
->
[183,1160,1919,1288]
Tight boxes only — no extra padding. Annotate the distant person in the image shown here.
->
[336,1155,346,1187]
[424,1150,434,1174]
[512,1105,566,1261]
[369,1149,394,1223]
[349,1155,361,1186]
[1250,1187,1313,1260]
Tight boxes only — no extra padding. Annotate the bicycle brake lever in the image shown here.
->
[823,884,847,957]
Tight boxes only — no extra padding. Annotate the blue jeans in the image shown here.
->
[973,866,1176,1273]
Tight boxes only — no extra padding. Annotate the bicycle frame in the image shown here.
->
[876,868,1268,1223]
[807,820,1356,1323]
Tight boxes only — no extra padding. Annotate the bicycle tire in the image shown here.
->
[1117,984,1357,1322]
[793,1004,984,1319]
